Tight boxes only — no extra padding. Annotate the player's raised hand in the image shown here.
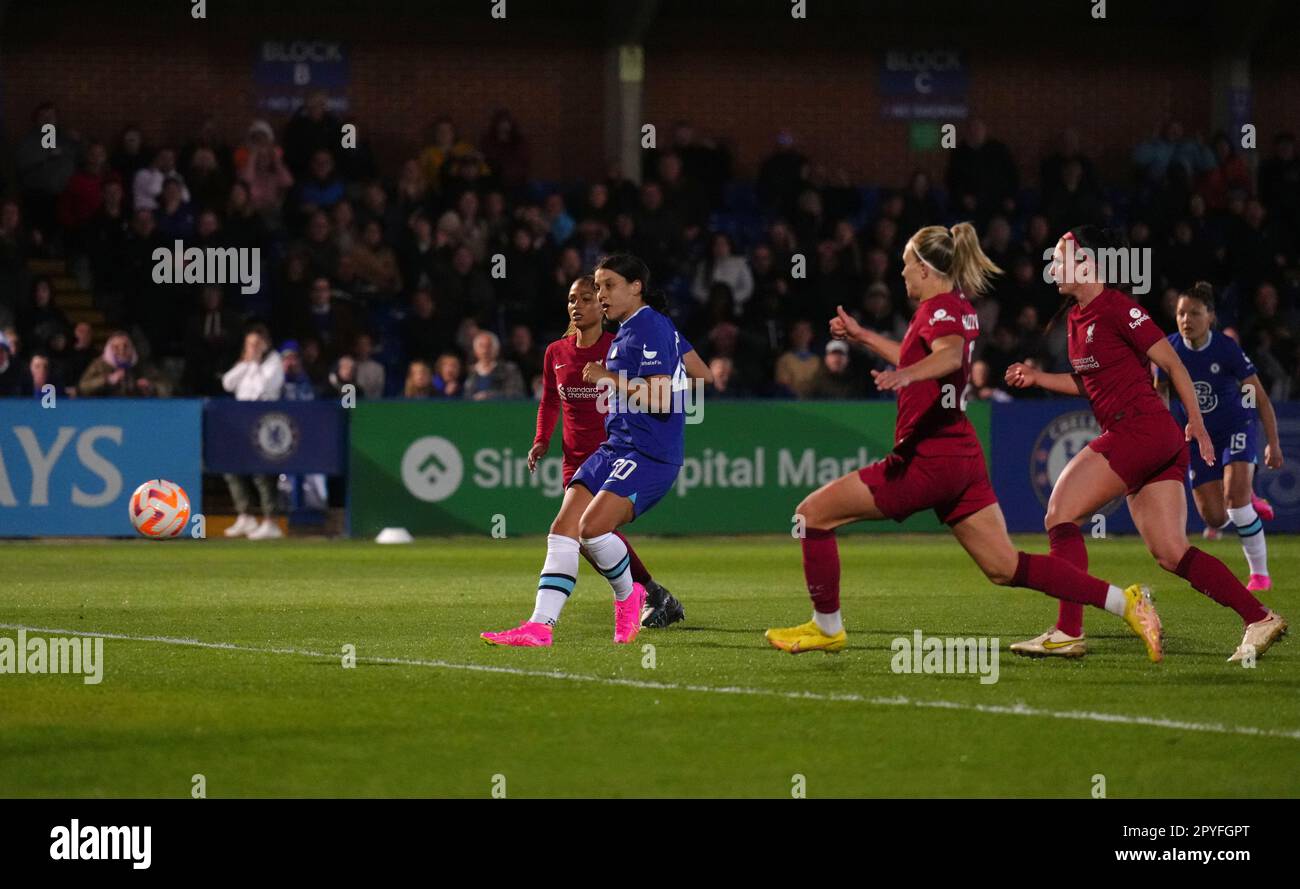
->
[1004,362,1037,388]
[1186,417,1216,465]
[871,367,911,391]
[1265,441,1284,469]
[527,441,548,473]
[831,305,864,343]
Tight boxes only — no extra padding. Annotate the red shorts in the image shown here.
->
[857,449,998,526]
[1088,410,1189,495]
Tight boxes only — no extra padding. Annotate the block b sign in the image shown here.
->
[0,401,201,536]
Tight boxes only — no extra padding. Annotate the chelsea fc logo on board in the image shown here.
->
[252,411,300,460]
[1030,410,1121,514]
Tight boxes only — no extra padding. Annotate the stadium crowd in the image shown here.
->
[2,95,1300,404]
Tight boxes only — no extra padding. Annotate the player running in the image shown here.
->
[524,274,701,628]
[482,254,697,647]
[1156,281,1282,591]
[766,224,1165,660]
[1006,227,1287,663]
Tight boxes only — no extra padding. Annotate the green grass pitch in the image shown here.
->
[1,534,1296,798]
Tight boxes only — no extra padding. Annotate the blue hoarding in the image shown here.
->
[0,400,202,537]
[991,400,1300,534]
[203,400,345,474]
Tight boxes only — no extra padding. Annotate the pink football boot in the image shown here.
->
[481,621,553,647]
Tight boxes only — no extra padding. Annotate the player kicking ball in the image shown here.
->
[481,254,696,647]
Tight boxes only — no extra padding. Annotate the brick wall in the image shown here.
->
[3,3,1296,193]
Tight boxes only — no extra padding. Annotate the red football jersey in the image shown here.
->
[893,290,982,457]
[535,331,616,465]
[1067,288,1167,431]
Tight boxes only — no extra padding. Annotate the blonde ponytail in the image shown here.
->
[948,222,1002,296]
[907,222,1002,297]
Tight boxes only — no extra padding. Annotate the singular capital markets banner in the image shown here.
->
[204,401,346,474]
[991,400,1300,534]
[349,401,992,536]
[0,400,202,537]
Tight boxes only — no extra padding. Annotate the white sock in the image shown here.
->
[580,532,634,601]
[1227,504,1268,576]
[1103,585,1127,617]
[530,534,580,625]
[813,609,843,635]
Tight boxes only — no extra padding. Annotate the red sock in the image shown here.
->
[614,530,652,585]
[801,528,840,614]
[1048,523,1087,636]
[1174,546,1268,625]
[1011,552,1110,607]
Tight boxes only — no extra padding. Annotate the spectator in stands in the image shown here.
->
[182,286,239,395]
[14,102,79,236]
[506,324,542,387]
[1198,131,1251,212]
[110,125,149,190]
[401,287,446,363]
[809,339,864,399]
[186,146,229,214]
[704,356,746,399]
[133,147,188,213]
[19,276,70,348]
[327,354,360,400]
[221,324,284,540]
[1133,119,1214,187]
[296,275,357,361]
[65,321,96,385]
[294,149,346,224]
[154,177,195,240]
[78,330,161,397]
[277,340,315,400]
[439,244,495,329]
[692,233,754,310]
[757,129,809,219]
[1044,158,1104,234]
[0,332,20,396]
[1040,128,1097,209]
[419,117,482,194]
[464,330,524,400]
[1259,132,1300,236]
[480,109,531,194]
[946,119,1018,223]
[237,120,294,220]
[58,142,111,237]
[969,359,1013,403]
[405,359,436,398]
[433,352,464,397]
[283,90,341,179]
[774,319,820,398]
[351,332,385,399]
[20,352,60,398]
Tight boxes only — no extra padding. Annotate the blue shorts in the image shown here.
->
[1189,421,1258,487]
[568,443,680,520]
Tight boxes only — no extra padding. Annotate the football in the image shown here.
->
[128,479,191,539]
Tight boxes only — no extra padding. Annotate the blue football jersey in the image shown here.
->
[1159,330,1257,434]
[602,305,688,465]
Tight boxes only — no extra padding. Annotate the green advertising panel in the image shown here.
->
[349,400,991,537]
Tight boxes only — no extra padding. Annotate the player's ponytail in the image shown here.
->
[948,222,1002,296]
[907,223,1002,297]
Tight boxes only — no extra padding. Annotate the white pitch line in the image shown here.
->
[3,622,1298,742]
